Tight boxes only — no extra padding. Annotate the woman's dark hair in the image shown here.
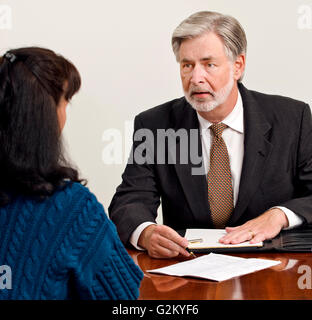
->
[0,47,84,206]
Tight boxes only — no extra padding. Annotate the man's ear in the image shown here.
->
[233,54,246,81]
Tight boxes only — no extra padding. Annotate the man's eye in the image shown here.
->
[183,64,192,69]
[207,63,215,68]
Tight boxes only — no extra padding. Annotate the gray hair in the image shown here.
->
[172,11,247,81]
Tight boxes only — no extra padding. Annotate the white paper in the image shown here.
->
[147,253,280,282]
[186,229,263,249]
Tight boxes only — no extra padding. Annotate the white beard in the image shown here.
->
[184,69,234,113]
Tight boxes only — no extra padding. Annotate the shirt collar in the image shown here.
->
[196,90,244,134]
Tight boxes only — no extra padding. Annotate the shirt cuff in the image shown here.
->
[129,222,156,250]
[273,206,304,230]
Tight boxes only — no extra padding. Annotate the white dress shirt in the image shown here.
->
[130,92,303,249]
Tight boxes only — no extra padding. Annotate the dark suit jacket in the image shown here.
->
[109,83,312,246]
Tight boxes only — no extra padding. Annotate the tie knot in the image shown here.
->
[210,123,227,137]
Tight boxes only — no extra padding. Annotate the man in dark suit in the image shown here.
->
[109,11,312,258]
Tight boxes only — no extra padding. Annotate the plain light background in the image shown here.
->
[1,0,311,222]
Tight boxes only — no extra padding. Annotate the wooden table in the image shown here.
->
[128,249,312,300]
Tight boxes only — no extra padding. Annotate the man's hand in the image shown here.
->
[138,224,190,258]
[219,208,289,244]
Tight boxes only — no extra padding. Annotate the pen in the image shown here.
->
[186,238,202,258]
[188,238,203,244]
[186,247,197,258]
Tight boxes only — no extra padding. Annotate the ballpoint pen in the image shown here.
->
[188,238,203,244]
[186,238,203,258]
[186,247,197,258]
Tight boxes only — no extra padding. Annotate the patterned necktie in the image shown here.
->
[207,123,234,228]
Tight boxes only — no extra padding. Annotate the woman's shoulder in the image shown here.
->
[54,182,98,204]
[59,181,91,194]
[47,182,110,254]
[46,182,107,222]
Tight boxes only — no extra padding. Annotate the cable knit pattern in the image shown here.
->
[0,182,143,300]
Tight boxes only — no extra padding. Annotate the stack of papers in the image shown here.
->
[147,253,280,282]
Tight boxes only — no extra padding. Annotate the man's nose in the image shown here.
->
[190,64,206,85]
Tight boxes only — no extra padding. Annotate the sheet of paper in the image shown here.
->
[147,253,280,282]
[186,229,263,249]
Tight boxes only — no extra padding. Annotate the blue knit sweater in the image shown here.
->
[0,182,143,300]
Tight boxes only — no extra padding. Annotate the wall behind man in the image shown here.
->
[1,0,311,222]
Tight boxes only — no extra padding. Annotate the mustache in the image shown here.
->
[189,87,215,97]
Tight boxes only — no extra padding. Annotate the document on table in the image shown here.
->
[186,229,263,249]
[147,253,280,282]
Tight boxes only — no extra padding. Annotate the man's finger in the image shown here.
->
[225,226,239,233]
[158,225,189,248]
[219,226,245,243]
[146,225,190,258]
[157,232,190,257]
[149,243,180,258]
[249,232,265,244]
[220,228,254,244]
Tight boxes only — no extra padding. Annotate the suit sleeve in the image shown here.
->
[108,115,161,245]
[280,104,312,224]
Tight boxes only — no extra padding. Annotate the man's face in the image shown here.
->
[179,32,237,112]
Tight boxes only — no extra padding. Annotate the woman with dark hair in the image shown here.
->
[0,47,143,299]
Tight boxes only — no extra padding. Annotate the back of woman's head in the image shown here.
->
[0,47,83,205]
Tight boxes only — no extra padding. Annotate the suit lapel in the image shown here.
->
[228,84,273,225]
[169,99,213,225]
